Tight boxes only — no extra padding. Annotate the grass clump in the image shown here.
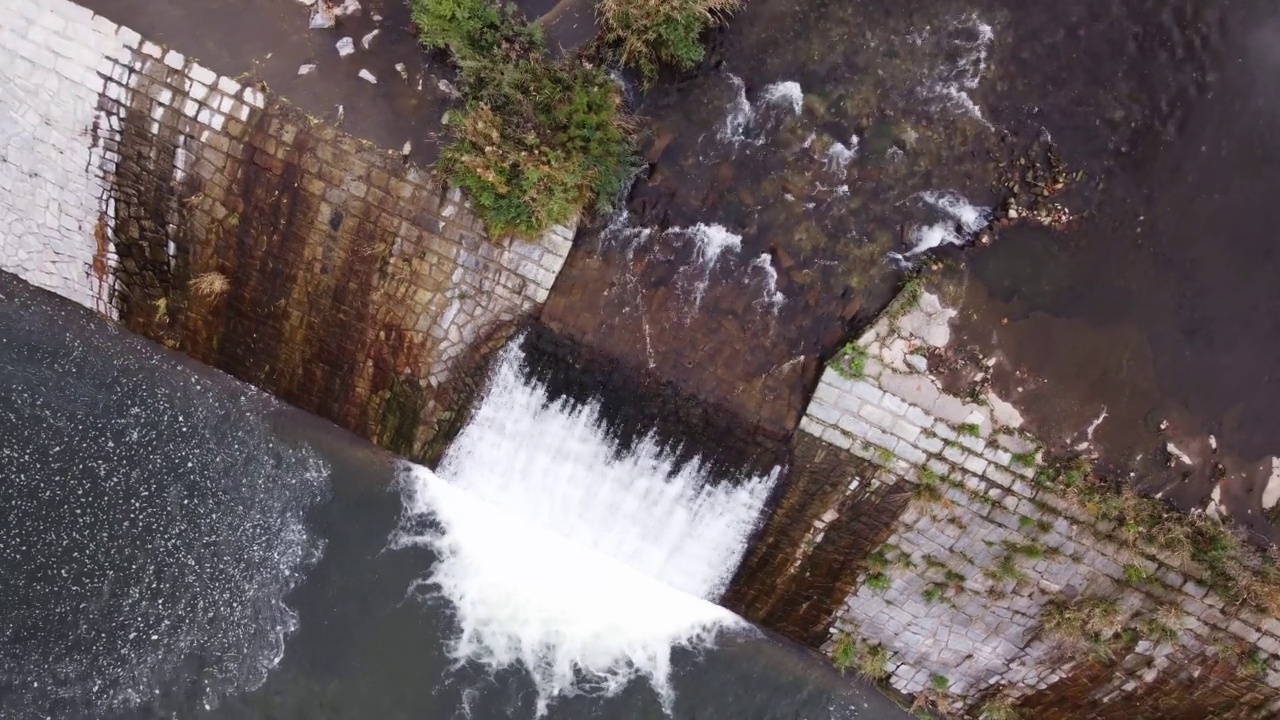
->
[866,550,890,574]
[1136,615,1177,645]
[598,0,738,85]
[411,0,635,238]
[188,271,230,300]
[865,572,892,593]
[959,422,982,438]
[928,674,950,692]
[855,642,892,680]
[912,470,947,505]
[1041,596,1126,661]
[1123,563,1152,585]
[1241,650,1270,677]
[832,341,868,379]
[1003,540,1046,561]
[922,582,949,605]
[983,555,1027,584]
[977,695,1021,720]
[830,632,891,679]
[1011,450,1037,468]
[1036,456,1280,614]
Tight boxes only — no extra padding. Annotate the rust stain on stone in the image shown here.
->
[1017,647,1275,719]
[92,214,110,311]
[724,432,911,647]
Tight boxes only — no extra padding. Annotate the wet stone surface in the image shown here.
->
[761,279,1280,716]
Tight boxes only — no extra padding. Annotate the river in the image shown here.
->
[0,273,909,720]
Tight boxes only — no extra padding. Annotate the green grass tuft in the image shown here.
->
[832,341,868,379]
[922,582,948,605]
[984,555,1027,584]
[865,572,892,593]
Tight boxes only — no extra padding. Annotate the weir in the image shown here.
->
[393,343,778,713]
[4,0,1280,717]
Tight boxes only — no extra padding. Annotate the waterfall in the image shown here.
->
[392,342,779,716]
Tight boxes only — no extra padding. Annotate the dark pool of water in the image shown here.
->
[0,274,909,720]
[957,0,1280,530]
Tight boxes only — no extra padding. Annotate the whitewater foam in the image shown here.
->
[824,136,859,175]
[897,190,992,258]
[393,344,778,716]
[665,223,744,309]
[751,254,786,312]
[924,15,995,126]
[719,75,804,145]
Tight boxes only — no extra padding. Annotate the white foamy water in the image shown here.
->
[393,344,778,716]
[665,223,744,308]
[824,135,859,174]
[896,190,992,258]
[751,253,786,312]
[923,14,995,126]
[719,75,804,145]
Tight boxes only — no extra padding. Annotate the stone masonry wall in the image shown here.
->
[782,288,1280,716]
[0,0,573,459]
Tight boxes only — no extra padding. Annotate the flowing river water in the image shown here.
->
[0,274,910,719]
[544,0,1280,533]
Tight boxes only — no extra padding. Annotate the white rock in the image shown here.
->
[361,29,379,49]
[297,63,316,76]
[333,0,362,16]
[335,37,355,57]
[308,5,334,28]
[1263,458,1280,510]
[358,69,376,84]
[1165,442,1193,466]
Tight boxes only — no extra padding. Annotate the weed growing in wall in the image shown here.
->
[832,341,868,379]
[410,0,635,238]
[830,631,891,679]
[1036,457,1280,614]
[976,694,1021,720]
[1040,596,1126,662]
[598,0,738,85]
[866,572,892,593]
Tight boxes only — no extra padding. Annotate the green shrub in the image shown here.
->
[598,0,738,84]
[410,0,635,238]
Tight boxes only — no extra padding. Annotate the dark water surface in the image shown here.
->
[956,0,1280,530]
[0,274,908,720]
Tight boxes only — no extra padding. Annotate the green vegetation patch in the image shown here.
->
[830,632,892,679]
[832,341,868,379]
[598,0,738,85]
[411,0,635,237]
[1036,456,1280,614]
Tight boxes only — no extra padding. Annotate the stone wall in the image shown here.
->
[0,0,572,459]
[749,285,1280,717]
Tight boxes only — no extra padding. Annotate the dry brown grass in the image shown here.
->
[189,271,230,300]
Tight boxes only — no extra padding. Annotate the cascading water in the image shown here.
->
[392,342,779,716]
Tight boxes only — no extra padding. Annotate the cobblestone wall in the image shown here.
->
[0,0,573,459]
[785,288,1280,716]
